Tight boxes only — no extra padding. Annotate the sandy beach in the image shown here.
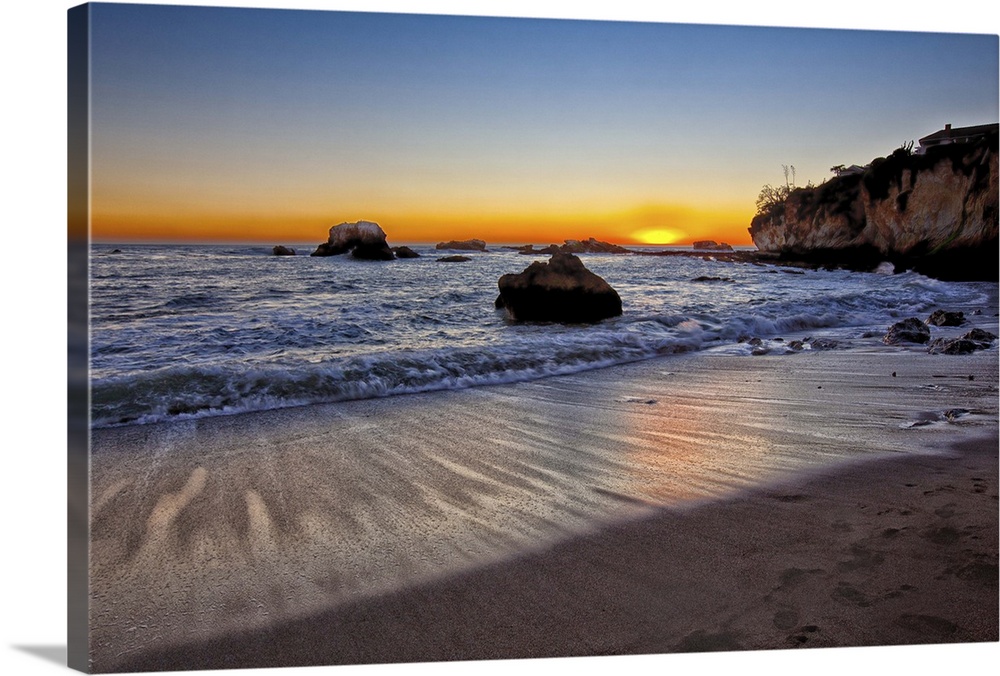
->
[89,319,998,673]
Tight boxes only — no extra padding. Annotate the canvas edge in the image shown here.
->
[67,3,92,673]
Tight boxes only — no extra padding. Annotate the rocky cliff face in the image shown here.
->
[749,133,998,280]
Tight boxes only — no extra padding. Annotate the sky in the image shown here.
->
[83,2,998,246]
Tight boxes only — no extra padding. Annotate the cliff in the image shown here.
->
[748,132,998,280]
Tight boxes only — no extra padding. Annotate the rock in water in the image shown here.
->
[926,310,965,326]
[272,245,296,256]
[692,240,734,251]
[437,255,472,262]
[883,318,931,345]
[514,238,631,255]
[311,221,395,260]
[435,239,487,251]
[392,246,420,258]
[496,252,622,323]
[558,238,632,254]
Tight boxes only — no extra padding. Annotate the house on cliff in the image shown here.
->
[917,122,998,153]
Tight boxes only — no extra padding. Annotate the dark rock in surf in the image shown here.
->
[926,310,965,327]
[392,246,420,258]
[437,255,472,262]
[691,275,734,282]
[808,338,839,350]
[883,318,931,345]
[496,252,622,323]
[272,245,296,256]
[927,329,997,354]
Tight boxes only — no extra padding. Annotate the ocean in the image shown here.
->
[88,242,993,429]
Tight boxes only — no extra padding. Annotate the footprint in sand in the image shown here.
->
[836,544,884,573]
[830,581,870,607]
[776,567,824,590]
[786,624,820,645]
[922,526,961,546]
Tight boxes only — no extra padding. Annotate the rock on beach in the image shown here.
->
[928,329,998,355]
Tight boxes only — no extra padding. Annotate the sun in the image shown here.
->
[631,227,686,245]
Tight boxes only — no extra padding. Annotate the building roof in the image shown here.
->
[919,123,998,145]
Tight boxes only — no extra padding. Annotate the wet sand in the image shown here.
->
[115,435,998,672]
[89,327,998,672]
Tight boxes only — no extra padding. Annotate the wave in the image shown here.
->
[90,307,850,428]
[88,247,993,429]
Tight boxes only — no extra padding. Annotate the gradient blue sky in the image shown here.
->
[86,1,998,244]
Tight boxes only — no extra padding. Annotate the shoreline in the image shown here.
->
[88,329,999,671]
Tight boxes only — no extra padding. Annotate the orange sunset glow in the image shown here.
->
[91,202,752,246]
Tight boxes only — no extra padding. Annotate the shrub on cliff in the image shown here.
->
[755,183,791,219]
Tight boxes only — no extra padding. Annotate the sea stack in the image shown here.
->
[496,252,623,323]
[435,239,487,251]
[311,221,395,260]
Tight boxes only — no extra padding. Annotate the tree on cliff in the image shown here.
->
[755,164,799,218]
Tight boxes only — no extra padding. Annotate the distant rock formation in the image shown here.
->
[272,245,296,256]
[496,252,622,323]
[392,246,420,258]
[514,238,632,255]
[311,221,394,260]
[692,240,733,251]
[437,255,472,262]
[748,132,998,280]
[436,239,487,252]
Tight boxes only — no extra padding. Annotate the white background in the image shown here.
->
[1,1,997,675]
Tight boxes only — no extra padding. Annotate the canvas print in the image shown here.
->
[68,2,999,673]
